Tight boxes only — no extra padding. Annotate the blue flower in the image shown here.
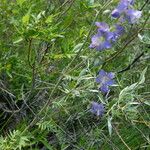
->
[96,22,125,42]
[89,32,112,51]
[111,0,141,24]
[90,102,105,116]
[125,9,142,24]
[96,70,115,93]
[111,9,121,18]
[106,24,125,42]
[89,22,124,51]
[111,0,130,18]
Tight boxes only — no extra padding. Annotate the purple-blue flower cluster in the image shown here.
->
[89,0,142,116]
[89,0,142,52]
[89,22,124,51]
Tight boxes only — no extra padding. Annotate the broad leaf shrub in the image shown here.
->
[0,0,149,149]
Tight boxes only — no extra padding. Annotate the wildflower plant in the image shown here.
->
[0,0,149,149]
[89,0,143,117]
[89,22,125,51]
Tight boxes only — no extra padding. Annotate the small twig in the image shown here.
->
[117,52,145,73]
[27,38,38,89]
[27,39,33,68]
[140,0,150,11]
[31,60,36,90]
[40,42,50,63]
[113,126,132,150]
[102,31,139,68]
[2,108,21,113]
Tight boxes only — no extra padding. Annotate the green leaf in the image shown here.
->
[88,0,94,5]
[73,43,83,52]
[13,37,23,44]
[40,139,55,150]
[138,67,147,85]
[107,116,113,137]
[119,83,138,101]
[6,70,13,78]
[119,68,147,102]
[144,100,150,106]
[37,11,45,20]
[17,0,26,6]
[22,14,30,25]
[138,33,150,44]
[45,15,53,23]
[89,3,102,8]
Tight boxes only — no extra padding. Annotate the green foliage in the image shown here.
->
[0,0,149,149]
[0,130,31,150]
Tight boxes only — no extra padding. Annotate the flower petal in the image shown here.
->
[95,22,109,33]
[111,9,121,18]
[111,0,135,19]
[106,32,115,41]
[103,41,112,49]
[106,79,115,86]
[128,0,134,5]
[96,44,104,51]
[107,72,115,79]
[125,9,142,24]
[98,70,107,76]
[96,76,102,83]
[89,33,102,49]
[118,0,129,10]
[100,84,109,93]
[115,24,125,35]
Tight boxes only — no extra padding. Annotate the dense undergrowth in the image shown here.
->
[0,0,150,149]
